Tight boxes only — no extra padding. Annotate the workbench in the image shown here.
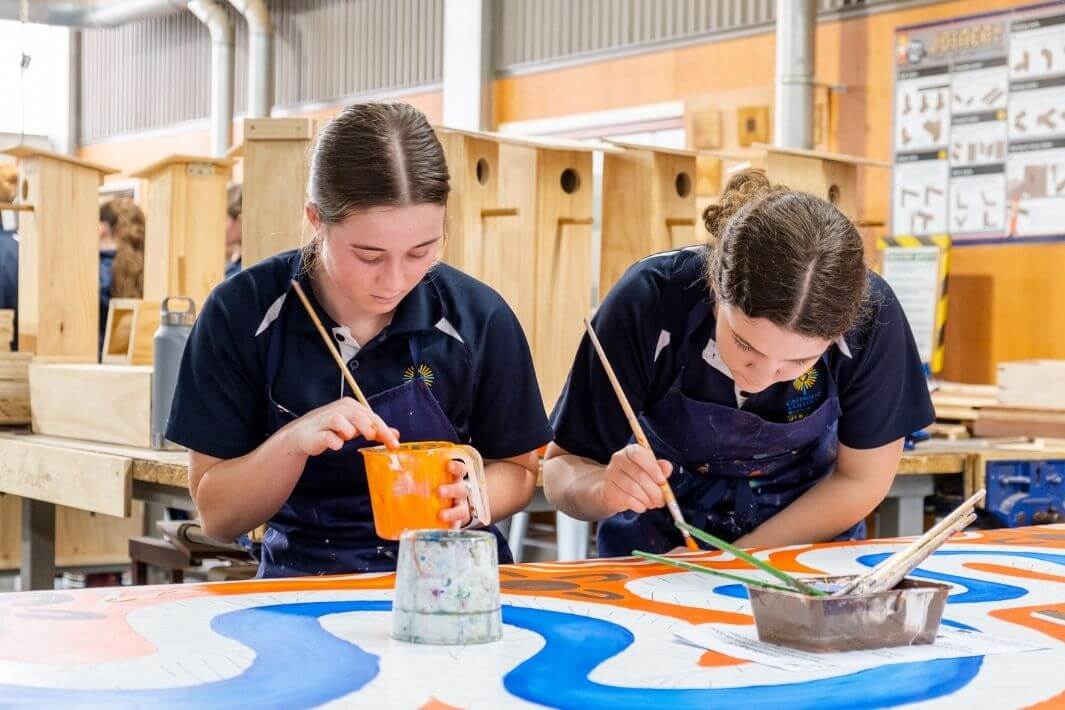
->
[0,432,190,590]
[0,525,1061,707]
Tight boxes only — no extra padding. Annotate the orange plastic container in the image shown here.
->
[362,441,490,540]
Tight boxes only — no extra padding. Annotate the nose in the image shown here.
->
[743,359,781,393]
[380,258,404,292]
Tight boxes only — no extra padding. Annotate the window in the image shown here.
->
[0,20,67,137]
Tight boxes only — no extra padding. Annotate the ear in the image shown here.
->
[305,202,323,232]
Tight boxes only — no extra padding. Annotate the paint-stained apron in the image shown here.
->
[597,300,865,558]
[257,257,512,577]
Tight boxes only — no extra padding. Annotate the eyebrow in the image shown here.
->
[350,237,440,252]
[733,333,820,363]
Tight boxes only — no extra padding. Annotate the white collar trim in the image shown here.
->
[835,335,852,358]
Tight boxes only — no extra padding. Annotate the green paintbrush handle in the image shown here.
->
[676,522,826,597]
[632,550,795,592]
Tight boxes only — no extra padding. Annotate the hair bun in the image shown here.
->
[701,168,775,240]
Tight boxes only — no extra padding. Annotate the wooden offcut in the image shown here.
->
[2,146,119,358]
[133,154,231,314]
[601,141,699,294]
[0,351,30,425]
[240,118,317,266]
[102,299,161,365]
[973,406,1065,439]
[29,363,152,448]
[997,360,1065,408]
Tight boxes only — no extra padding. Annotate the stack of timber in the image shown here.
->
[931,381,1000,422]
[967,361,1065,438]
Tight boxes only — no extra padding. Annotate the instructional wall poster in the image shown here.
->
[894,1,1065,243]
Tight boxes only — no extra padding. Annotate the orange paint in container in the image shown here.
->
[362,441,491,540]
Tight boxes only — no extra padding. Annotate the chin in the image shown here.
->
[363,300,397,315]
[734,376,770,394]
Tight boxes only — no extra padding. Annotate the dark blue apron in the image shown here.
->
[257,260,513,577]
[597,298,865,558]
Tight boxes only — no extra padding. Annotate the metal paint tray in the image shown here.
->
[748,576,950,652]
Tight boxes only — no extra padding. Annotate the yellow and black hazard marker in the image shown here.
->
[876,234,951,374]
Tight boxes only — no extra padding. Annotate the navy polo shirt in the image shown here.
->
[99,248,116,352]
[552,247,935,465]
[167,249,552,462]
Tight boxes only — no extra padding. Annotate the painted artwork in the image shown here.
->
[0,526,1062,708]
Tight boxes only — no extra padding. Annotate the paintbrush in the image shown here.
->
[677,522,827,597]
[583,319,699,552]
[290,279,396,448]
[832,488,985,597]
[858,512,976,595]
[633,550,796,592]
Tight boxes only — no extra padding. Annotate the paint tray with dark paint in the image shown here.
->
[747,575,951,652]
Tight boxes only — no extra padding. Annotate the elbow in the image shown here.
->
[190,488,243,543]
[541,455,572,511]
[516,452,539,506]
[196,508,242,544]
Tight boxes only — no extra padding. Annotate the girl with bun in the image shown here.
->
[544,170,933,556]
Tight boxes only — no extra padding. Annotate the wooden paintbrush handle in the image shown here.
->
[290,280,374,413]
[833,489,985,597]
[583,318,698,550]
[861,512,976,594]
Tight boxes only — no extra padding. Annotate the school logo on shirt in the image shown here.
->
[786,367,822,422]
[792,367,818,392]
[403,363,435,387]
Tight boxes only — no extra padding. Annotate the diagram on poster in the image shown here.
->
[950,165,1006,233]
[1007,143,1065,235]
[896,67,951,152]
[893,154,949,235]
[951,59,1009,112]
[894,2,1065,243]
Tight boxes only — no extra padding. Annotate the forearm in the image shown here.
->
[735,439,903,548]
[192,425,309,541]
[542,450,614,522]
[484,455,538,521]
[733,472,880,548]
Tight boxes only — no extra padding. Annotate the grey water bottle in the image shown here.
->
[151,296,196,450]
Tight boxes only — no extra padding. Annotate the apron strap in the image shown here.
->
[265,252,305,388]
[266,250,431,401]
[406,332,424,378]
[644,283,714,405]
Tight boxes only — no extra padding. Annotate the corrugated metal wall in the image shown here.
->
[80,0,913,143]
[496,0,913,73]
[80,9,213,142]
[79,0,443,144]
[270,0,443,110]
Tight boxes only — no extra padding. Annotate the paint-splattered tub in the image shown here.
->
[748,576,950,652]
[392,529,502,645]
